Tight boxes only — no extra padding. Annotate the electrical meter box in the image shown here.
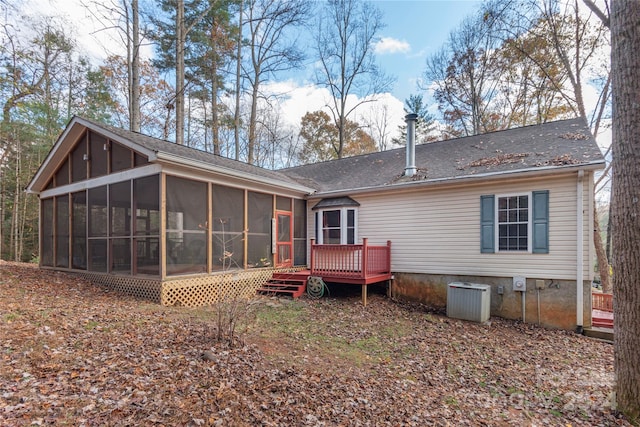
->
[513,276,526,292]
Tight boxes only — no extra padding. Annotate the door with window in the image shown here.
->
[275,211,293,267]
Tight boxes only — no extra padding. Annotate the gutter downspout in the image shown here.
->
[576,170,584,333]
[404,113,418,177]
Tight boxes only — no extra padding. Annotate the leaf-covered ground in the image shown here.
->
[0,261,629,426]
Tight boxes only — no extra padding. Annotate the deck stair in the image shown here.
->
[257,271,311,298]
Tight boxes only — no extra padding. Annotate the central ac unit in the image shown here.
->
[447,282,491,323]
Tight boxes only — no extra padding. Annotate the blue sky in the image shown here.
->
[373,0,481,103]
[22,0,483,134]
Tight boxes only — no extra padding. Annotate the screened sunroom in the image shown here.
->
[29,117,312,306]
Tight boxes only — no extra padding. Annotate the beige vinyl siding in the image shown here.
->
[309,171,593,281]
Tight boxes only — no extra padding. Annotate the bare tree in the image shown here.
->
[82,0,147,132]
[243,0,309,164]
[610,0,640,420]
[315,0,393,158]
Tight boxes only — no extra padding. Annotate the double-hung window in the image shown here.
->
[481,191,549,253]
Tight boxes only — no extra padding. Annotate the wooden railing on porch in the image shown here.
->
[592,292,613,312]
[309,238,391,283]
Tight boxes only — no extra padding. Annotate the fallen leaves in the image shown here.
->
[0,261,630,426]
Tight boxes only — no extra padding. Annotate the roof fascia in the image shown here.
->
[309,161,606,199]
[155,152,316,194]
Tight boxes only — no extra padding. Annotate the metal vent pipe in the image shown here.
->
[404,113,418,177]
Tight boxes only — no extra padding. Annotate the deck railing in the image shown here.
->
[310,238,391,280]
[592,292,613,312]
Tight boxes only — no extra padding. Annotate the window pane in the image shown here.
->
[324,228,341,244]
[212,185,244,271]
[497,195,529,251]
[41,198,54,266]
[71,139,87,182]
[134,152,149,167]
[293,199,306,238]
[72,191,87,270]
[293,199,307,266]
[89,131,108,178]
[110,181,131,237]
[212,185,244,233]
[347,209,355,227]
[347,228,355,244]
[166,176,208,275]
[276,196,291,211]
[111,238,131,273]
[294,240,306,266]
[167,233,207,274]
[278,214,291,241]
[247,191,272,268]
[213,232,244,271]
[248,191,272,234]
[134,175,160,236]
[55,195,69,267]
[88,239,107,272]
[111,142,132,172]
[136,237,159,276]
[323,210,340,228]
[55,159,69,187]
[248,234,271,268]
[89,186,108,237]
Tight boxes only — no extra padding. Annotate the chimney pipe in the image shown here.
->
[405,113,418,177]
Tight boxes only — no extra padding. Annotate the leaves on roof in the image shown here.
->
[535,154,584,166]
[559,132,589,140]
[459,152,531,170]
[389,168,429,184]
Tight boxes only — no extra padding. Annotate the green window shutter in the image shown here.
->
[480,195,495,253]
[532,190,549,253]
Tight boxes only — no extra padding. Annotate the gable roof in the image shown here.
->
[29,116,605,197]
[281,118,605,196]
[27,116,314,194]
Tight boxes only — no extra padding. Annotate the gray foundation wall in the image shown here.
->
[391,272,593,331]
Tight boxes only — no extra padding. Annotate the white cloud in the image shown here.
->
[260,81,406,145]
[375,37,411,55]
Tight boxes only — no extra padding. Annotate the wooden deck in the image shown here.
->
[592,292,613,329]
[310,238,392,305]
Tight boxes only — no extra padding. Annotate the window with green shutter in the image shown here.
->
[480,191,549,253]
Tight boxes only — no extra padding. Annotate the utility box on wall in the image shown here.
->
[447,282,491,323]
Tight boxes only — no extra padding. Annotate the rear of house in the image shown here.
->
[286,117,603,331]
[28,116,604,331]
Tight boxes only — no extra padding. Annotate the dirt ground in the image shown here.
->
[0,261,630,426]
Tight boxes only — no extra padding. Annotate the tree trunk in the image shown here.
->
[211,65,220,156]
[131,0,141,132]
[611,1,640,420]
[175,0,185,145]
[234,0,243,160]
[247,80,258,165]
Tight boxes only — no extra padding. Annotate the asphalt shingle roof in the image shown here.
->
[280,118,605,194]
[79,117,304,188]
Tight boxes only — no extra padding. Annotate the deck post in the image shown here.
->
[361,238,368,280]
[310,239,315,274]
[362,284,367,306]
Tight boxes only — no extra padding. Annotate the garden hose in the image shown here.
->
[306,276,328,299]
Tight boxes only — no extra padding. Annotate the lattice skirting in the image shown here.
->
[161,267,305,307]
[75,272,162,303]
[75,267,305,307]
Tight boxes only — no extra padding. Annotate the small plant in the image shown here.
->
[210,291,257,348]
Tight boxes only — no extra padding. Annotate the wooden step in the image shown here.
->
[257,277,307,299]
[592,318,614,328]
[583,327,613,342]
